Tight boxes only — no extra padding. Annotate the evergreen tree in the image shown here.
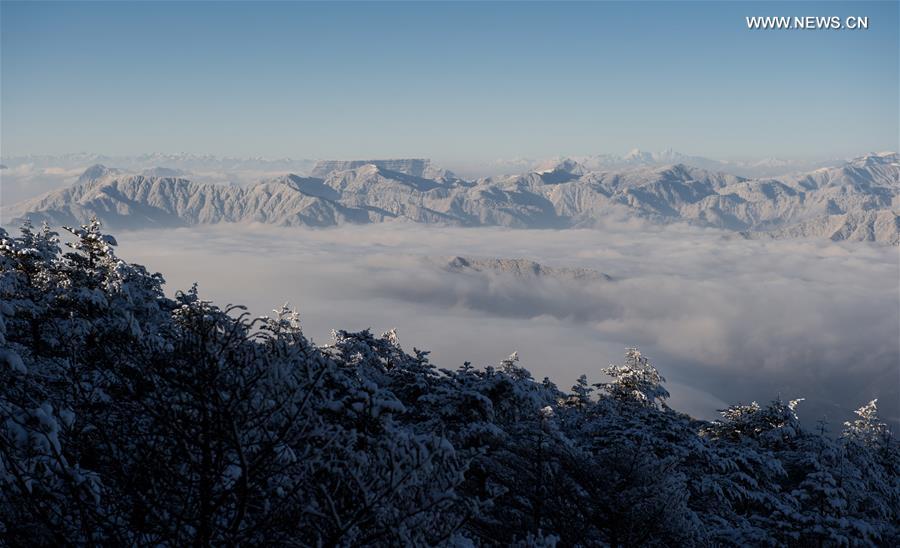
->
[2,221,898,546]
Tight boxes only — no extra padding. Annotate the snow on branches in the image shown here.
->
[1,221,897,546]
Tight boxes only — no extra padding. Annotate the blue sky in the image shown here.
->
[1,1,897,161]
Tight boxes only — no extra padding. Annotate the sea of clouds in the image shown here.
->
[102,220,900,428]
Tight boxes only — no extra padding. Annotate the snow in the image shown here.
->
[0,218,898,545]
[4,153,898,244]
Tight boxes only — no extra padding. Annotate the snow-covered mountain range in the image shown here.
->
[0,152,316,174]
[2,153,897,243]
[467,149,844,179]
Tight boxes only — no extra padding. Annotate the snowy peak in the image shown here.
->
[623,148,654,163]
[77,164,121,184]
[140,166,187,179]
[3,152,898,244]
[620,148,693,165]
[265,174,340,201]
[320,163,449,194]
[311,158,435,178]
[538,158,586,175]
[849,151,899,168]
[552,158,586,174]
[78,164,194,185]
[533,158,587,184]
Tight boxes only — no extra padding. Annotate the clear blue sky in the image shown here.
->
[1,1,897,161]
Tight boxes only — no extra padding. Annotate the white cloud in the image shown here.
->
[107,222,899,425]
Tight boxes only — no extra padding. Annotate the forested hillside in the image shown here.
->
[1,220,898,546]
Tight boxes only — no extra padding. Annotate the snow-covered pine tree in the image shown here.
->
[3,221,899,546]
[595,347,670,408]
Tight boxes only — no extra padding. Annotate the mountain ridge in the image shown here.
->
[3,153,897,244]
[440,255,613,282]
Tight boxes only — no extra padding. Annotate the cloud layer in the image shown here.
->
[110,221,899,425]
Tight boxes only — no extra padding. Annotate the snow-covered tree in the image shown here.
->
[567,374,593,409]
[595,347,670,408]
[844,399,891,448]
[2,221,898,546]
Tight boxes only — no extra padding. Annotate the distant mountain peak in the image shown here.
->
[3,152,897,244]
[77,164,121,184]
[623,148,652,161]
[311,158,434,178]
[536,158,586,175]
[853,151,899,166]
[553,158,585,174]
[140,166,186,179]
[358,163,382,174]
